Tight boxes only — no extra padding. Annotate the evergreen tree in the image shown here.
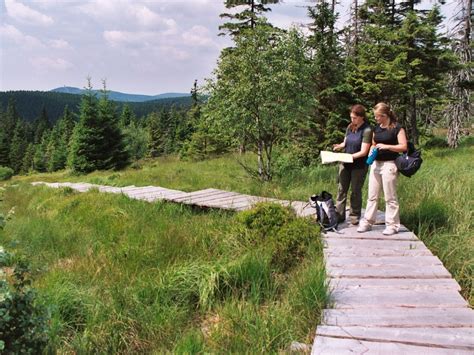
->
[123,121,148,161]
[176,80,201,152]
[96,84,129,170]
[8,121,28,173]
[46,125,64,172]
[21,143,35,173]
[119,104,135,127]
[33,106,51,144]
[59,105,76,143]
[146,112,163,158]
[219,0,280,37]
[33,131,50,173]
[0,130,9,167]
[303,1,352,159]
[68,79,102,173]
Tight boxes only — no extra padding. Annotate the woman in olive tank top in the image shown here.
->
[357,103,408,235]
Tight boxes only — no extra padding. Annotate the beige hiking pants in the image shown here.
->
[362,160,400,231]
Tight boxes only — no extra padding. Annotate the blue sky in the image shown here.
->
[0,0,457,95]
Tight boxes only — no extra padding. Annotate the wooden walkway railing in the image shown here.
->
[31,182,474,353]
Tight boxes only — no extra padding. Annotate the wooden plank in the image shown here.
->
[322,308,474,328]
[97,186,124,193]
[137,191,190,202]
[178,191,243,204]
[170,188,225,202]
[325,228,418,241]
[207,195,270,209]
[328,278,461,291]
[69,183,98,191]
[324,247,433,257]
[325,255,443,267]
[312,335,473,354]
[327,264,452,279]
[120,186,153,193]
[315,326,474,351]
[324,238,429,251]
[123,186,181,196]
[330,289,468,308]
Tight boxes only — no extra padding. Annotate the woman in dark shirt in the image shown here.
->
[357,102,407,235]
[333,104,372,225]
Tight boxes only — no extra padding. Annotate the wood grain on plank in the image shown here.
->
[312,335,472,354]
[322,308,474,328]
[330,288,468,308]
[315,326,474,351]
[328,278,461,291]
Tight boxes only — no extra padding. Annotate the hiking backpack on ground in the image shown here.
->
[309,191,338,232]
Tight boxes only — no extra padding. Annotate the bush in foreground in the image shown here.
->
[0,166,14,181]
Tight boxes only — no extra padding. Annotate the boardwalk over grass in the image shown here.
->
[32,182,474,353]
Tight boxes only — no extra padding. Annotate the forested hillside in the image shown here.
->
[0,90,193,123]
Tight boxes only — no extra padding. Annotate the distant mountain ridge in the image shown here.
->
[51,86,190,103]
[0,90,192,123]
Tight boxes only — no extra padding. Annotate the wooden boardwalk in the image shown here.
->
[30,181,315,217]
[31,182,474,353]
[314,219,474,354]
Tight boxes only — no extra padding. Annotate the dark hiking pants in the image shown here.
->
[335,164,368,223]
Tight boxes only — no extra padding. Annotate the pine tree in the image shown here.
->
[68,79,102,173]
[21,143,35,173]
[303,1,351,158]
[96,83,129,170]
[33,131,50,173]
[46,124,64,172]
[146,112,163,158]
[119,104,135,127]
[0,130,9,167]
[33,106,51,144]
[219,0,280,37]
[8,121,28,173]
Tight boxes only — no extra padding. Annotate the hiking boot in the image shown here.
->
[382,227,398,236]
[357,222,372,233]
[349,217,359,225]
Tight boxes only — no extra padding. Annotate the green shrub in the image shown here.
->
[0,166,14,181]
[237,203,295,241]
[0,253,50,354]
[272,218,320,272]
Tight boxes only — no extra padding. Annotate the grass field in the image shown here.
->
[1,138,472,352]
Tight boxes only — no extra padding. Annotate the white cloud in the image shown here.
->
[30,57,74,71]
[182,25,216,47]
[5,0,54,26]
[103,30,155,47]
[0,23,44,48]
[48,39,72,50]
[78,0,177,32]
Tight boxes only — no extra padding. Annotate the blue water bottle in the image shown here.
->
[366,148,378,165]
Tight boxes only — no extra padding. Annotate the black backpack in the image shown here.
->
[309,191,338,232]
[395,142,422,178]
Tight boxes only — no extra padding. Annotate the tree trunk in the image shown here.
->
[447,0,472,148]
[409,95,418,144]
